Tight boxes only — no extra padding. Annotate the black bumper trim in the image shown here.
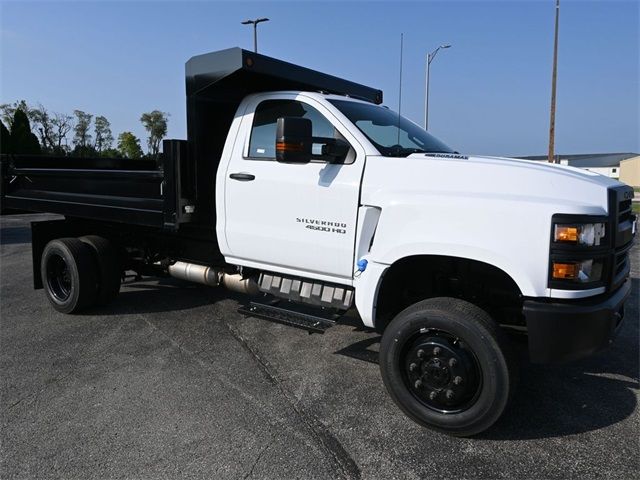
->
[523,280,630,364]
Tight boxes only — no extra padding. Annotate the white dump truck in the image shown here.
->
[1,48,635,436]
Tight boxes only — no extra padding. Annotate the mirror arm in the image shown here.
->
[317,137,350,160]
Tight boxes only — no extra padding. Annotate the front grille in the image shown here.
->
[608,186,635,291]
[614,245,631,276]
[618,199,632,224]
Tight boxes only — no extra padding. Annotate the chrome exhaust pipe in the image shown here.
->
[222,274,259,295]
[168,261,221,287]
[168,261,258,295]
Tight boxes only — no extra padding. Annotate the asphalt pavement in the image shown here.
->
[1,213,638,479]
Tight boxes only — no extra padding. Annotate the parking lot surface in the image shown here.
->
[1,213,638,479]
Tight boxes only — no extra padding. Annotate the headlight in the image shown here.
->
[552,259,603,283]
[554,223,605,246]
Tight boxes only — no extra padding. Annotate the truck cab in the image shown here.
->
[213,85,634,435]
[218,89,633,355]
[2,47,635,437]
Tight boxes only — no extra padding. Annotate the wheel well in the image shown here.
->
[374,255,523,331]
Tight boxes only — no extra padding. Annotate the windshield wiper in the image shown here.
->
[387,147,426,157]
[385,147,458,157]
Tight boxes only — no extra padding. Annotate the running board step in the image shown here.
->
[238,301,339,333]
[258,272,354,310]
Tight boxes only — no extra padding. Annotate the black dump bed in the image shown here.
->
[1,156,161,224]
[0,140,190,230]
[1,47,382,235]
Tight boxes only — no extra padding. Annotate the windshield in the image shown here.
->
[328,99,455,157]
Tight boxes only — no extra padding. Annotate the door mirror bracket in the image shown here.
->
[320,138,350,163]
[275,117,312,164]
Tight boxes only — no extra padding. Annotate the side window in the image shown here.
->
[248,100,337,159]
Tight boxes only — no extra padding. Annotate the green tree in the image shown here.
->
[94,115,113,153]
[10,109,41,154]
[1,120,12,154]
[7,103,74,155]
[51,112,73,155]
[140,110,168,160]
[117,131,143,159]
[71,144,98,157]
[30,104,56,153]
[72,110,92,150]
[0,100,30,128]
[100,148,120,158]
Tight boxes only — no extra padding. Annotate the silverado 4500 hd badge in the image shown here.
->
[296,218,347,234]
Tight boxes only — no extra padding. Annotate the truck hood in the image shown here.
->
[361,153,621,215]
[457,154,619,187]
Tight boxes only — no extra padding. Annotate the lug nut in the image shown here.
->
[417,349,425,358]
[429,391,438,400]
[433,346,441,356]
[449,358,457,367]
[409,363,418,372]
[414,379,423,389]
[445,389,455,400]
[453,376,463,385]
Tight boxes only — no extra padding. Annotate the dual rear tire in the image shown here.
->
[41,236,121,313]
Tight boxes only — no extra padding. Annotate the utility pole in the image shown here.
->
[241,18,270,53]
[424,44,451,131]
[548,0,560,163]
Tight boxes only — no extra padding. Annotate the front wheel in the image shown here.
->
[379,297,517,437]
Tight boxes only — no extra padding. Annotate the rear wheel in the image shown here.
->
[379,297,517,437]
[79,235,121,305]
[41,238,98,313]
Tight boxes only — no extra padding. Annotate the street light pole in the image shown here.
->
[425,55,431,131]
[424,44,451,131]
[252,22,257,52]
[547,0,560,163]
[241,17,270,53]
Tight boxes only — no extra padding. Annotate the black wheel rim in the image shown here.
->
[401,328,482,414]
[46,253,72,302]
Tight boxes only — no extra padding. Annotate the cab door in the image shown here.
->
[222,95,364,281]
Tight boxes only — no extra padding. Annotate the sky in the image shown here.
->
[0,0,638,156]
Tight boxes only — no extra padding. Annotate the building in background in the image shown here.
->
[619,156,640,187]
[518,153,639,182]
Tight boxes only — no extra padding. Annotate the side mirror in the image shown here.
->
[276,117,312,164]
